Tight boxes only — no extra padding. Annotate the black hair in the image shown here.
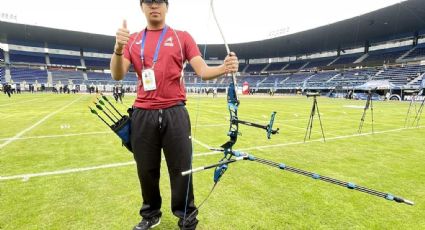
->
[140,0,169,5]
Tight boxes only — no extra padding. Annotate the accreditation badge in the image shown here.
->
[142,69,157,91]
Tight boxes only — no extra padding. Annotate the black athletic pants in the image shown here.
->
[131,104,198,225]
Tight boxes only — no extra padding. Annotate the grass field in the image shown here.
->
[0,93,424,230]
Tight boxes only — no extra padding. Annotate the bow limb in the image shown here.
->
[210,0,239,105]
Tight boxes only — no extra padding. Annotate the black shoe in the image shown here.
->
[133,216,161,230]
[178,217,198,230]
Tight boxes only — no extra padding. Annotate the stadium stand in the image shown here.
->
[372,65,425,86]
[1,0,425,98]
[285,61,307,71]
[0,48,5,62]
[124,72,138,83]
[303,57,335,69]
[85,57,110,69]
[49,54,81,66]
[331,53,362,66]
[306,71,339,88]
[10,67,48,84]
[184,64,194,73]
[0,66,4,83]
[403,43,425,60]
[9,50,45,64]
[362,46,411,64]
[331,69,378,87]
[51,70,85,84]
[86,72,112,84]
[281,72,313,88]
[245,63,268,73]
[265,62,287,72]
[260,75,284,88]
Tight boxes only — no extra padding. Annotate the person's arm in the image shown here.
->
[110,20,132,81]
[189,52,239,80]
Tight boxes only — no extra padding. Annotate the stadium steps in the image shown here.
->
[354,53,368,63]
[327,57,340,66]
[279,76,290,84]
[397,47,415,61]
[370,70,385,80]
[406,72,425,86]
[281,63,290,71]
[262,63,271,72]
[300,62,310,70]
[241,64,249,73]
[326,73,342,83]
[304,74,316,84]
[257,77,270,87]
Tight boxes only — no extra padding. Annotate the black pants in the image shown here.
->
[131,105,198,224]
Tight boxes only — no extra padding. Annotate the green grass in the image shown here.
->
[0,93,424,229]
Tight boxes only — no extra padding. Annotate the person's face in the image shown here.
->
[141,0,168,26]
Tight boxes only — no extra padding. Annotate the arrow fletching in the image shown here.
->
[95,103,103,111]
[89,106,98,115]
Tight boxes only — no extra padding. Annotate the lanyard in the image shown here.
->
[140,25,168,69]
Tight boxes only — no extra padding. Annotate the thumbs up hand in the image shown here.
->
[115,19,130,54]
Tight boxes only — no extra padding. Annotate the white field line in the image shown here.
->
[283,123,338,137]
[192,137,213,150]
[0,96,85,150]
[0,131,111,142]
[0,125,423,182]
[0,98,43,107]
[0,126,225,142]
[0,162,135,181]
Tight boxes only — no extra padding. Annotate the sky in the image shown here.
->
[0,0,406,44]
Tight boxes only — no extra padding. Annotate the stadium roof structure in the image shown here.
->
[1,0,425,59]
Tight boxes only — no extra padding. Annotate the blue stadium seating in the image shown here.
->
[51,70,85,84]
[10,67,48,83]
[372,65,425,86]
[307,72,339,88]
[0,49,4,62]
[303,57,335,69]
[49,54,81,66]
[281,72,313,87]
[85,57,110,69]
[184,64,194,72]
[87,72,112,84]
[331,53,362,66]
[238,63,247,72]
[404,43,425,60]
[285,61,306,71]
[0,66,5,82]
[260,75,285,88]
[363,46,410,63]
[9,50,45,64]
[331,69,378,87]
[265,63,286,72]
[245,63,268,73]
[243,75,266,85]
[124,72,138,83]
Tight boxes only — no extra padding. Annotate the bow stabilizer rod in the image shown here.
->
[236,112,280,139]
[182,150,414,206]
